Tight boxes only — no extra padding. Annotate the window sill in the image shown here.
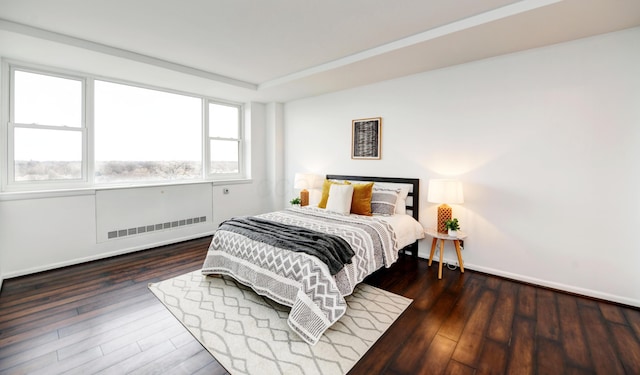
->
[0,188,96,201]
[211,178,253,186]
[0,178,253,201]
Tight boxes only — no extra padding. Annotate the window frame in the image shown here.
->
[6,65,89,190]
[205,99,244,180]
[1,60,247,193]
[92,78,206,185]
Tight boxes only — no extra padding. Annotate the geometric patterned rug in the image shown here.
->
[149,271,412,375]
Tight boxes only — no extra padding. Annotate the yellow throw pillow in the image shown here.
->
[350,182,374,216]
[318,179,350,208]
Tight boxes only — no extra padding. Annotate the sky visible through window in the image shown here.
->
[94,80,202,162]
[14,71,82,162]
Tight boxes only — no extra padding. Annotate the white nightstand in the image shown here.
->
[425,228,467,280]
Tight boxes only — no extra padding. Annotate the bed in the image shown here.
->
[201,175,423,344]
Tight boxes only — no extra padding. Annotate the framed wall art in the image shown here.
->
[351,117,381,160]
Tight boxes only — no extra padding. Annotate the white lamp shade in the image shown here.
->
[427,179,464,204]
[294,173,323,189]
[310,174,324,188]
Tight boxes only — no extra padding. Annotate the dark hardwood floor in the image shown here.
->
[1,237,639,374]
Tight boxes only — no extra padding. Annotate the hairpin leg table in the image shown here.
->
[425,228,467,279]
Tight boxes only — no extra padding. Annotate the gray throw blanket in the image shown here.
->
[218,216,355,275]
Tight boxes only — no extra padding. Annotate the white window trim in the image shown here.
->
[206,99,245,181]
[0,60,7,191]
[7,122,88,186]
[1,59,248,194]
[6,64,90,191]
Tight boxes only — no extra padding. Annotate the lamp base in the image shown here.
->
[437,204,452,233]
[300,189,309,206]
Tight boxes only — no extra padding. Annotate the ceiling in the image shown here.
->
[0,0,639,103]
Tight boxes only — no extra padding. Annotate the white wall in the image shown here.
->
[0,102,271,278]
[284,27,640,307]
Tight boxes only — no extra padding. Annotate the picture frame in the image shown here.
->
[351,117,382,160]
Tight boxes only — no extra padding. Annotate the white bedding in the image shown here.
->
[377,213,425,249]
[310,207,424,250]
[306,205,424,249]
[201,205,423,345]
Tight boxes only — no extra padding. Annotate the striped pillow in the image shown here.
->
[371,188,400,215]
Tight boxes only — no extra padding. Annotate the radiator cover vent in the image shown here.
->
[107,216,207,240]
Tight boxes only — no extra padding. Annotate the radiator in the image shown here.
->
[96,183,213,243]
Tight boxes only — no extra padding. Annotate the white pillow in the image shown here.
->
[326,184,354,215]
[394,187,410,215]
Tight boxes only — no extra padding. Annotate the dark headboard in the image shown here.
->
[326,175,420,222]
[327,175,420,257]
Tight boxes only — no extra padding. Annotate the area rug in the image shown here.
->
[149,271,411,375]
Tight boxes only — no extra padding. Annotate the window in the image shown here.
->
[208,101,242,176]
[94,81,202,183]
[10,69,85,183]
[3,63,246,191]
[14,128,83,181]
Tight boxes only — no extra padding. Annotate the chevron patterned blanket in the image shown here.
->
[201,207,399,345]
[216,216,355,275]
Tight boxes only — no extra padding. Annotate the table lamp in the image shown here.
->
[427,179,464,233]
[294,173,322,206]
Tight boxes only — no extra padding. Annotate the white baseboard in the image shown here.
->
[416,252,640,308]
[466,263,640,308]
[3,231,215,279]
